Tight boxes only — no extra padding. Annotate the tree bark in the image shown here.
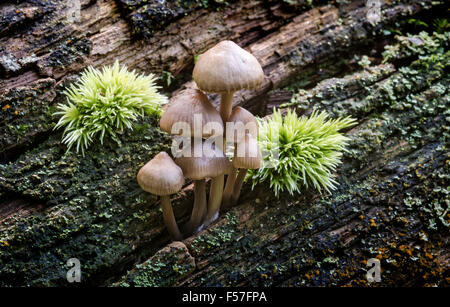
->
[0,0,448,287]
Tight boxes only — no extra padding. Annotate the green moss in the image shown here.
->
[53,61,167,155]
[115,242,195,287]
[190,212,238,255]
[0,115,172,286]
[0,79,57,155]
[249,109,356,196]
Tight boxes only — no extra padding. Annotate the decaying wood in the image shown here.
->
[0,0,448,286]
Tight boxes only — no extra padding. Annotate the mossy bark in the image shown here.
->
[0,0,448,286]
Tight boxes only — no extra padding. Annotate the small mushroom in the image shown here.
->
[193,40,264,123]
[230,133,262,206]
[176,139,231,233]
[223,106,259,206]
[137,152,184,241]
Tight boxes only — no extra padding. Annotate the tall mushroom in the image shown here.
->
[193,40,264,123]
[176,140,232,233]
[222,106,259,206]
[193,40,264,212]
[230,133,262,205]
[137,152,184,241]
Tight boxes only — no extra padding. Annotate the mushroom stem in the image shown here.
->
[186,179,207,234]
[220,91,234,122]
[222,166,237,208]
[160,195,183,241]
[205,175,224,226]
[203,91,233,224]
[231,168,248,205]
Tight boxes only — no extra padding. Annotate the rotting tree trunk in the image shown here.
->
[0,0,448,286]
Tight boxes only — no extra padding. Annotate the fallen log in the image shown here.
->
[0,0,448,286]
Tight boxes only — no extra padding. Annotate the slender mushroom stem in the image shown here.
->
[219,91,235,210]
[205,175,224,226]
[219,91,235,123]
[186,179,207,234]
[203,91,234,224]
[160,195,183,241]
[222,166,237,208]
[231,168,248,205]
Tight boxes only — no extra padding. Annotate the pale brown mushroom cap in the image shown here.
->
[175,140,232,180]
[137,152,185,196]
[227,106,258,143]
[233,133,262,169]
[193,40,264,93]
[160,89,223,138]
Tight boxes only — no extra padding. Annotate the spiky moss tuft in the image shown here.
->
[249,109,356,196]
[53,61,167,155]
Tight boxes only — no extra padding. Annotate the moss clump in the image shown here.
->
[249,109,356,196]
[53,61,167,155]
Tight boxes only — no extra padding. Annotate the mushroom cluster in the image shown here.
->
[137,40,264,240]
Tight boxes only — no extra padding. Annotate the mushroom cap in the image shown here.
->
[233,133,262,169]
[175,139,232,180]
[193,40,264,93]
[137,152,185,196]
[227,106,258,143]
[160,89,223,138]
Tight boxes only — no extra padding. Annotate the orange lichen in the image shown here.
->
[400,217,409,224]
[398,245,413,256]
[2,104,11,110]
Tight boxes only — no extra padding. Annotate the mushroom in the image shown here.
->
[160,88,223,139]
[230,133,262,206]
[176,139,231,234]
[193,41,263,213]
[137,152,184,241]
[160,89,227,228]
[223,106,259,206]
[193,40,264,123]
